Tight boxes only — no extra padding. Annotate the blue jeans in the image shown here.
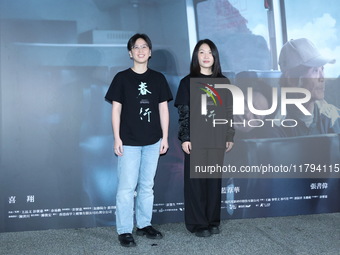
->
[115,140,161,234]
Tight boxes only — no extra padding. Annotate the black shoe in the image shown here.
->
[209,226,220,234]
[118,233,136,247]
[195,228,211,237]
[136,226,163,239]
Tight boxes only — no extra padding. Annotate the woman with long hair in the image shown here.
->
[174,39,235,237]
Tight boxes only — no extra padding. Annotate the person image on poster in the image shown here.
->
[274,38,340,137]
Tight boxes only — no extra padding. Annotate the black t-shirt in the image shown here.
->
[174,74,230,105]
[175,73,235,148]
[105,68,173,146]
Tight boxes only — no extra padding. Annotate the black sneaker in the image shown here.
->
[118,233,136,247]
[195,228,211,237]
[209,226,220,234]
[136,226,163,239]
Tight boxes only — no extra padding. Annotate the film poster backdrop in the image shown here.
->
[0,0,339,232]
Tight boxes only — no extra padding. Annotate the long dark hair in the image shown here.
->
[190,39,223,77]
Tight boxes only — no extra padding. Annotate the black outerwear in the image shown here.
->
[105,68,173,146]
[175,74,235,145]
[174,73,235,232]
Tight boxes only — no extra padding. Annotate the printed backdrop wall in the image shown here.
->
[1,0,339,232]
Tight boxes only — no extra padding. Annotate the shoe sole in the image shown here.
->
[120,242,136,247]
[195,232,211,237]
[136,231,163,239]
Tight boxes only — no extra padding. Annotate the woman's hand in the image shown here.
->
[182,141,192,154]
[226,141,234,152]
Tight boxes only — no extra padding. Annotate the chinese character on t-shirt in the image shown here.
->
[139,107,152,122]
[138,82,151,96]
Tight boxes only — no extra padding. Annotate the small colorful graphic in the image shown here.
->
[199,83,223,106]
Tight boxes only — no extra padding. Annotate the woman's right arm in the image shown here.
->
[178,104,191,154]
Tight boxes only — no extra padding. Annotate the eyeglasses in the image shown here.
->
[131,44,149,50]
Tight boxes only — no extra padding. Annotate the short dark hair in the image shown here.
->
[127,33,152,51]
[190,39,223,77]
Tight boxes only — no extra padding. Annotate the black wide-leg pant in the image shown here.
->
[183,149,224,233]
